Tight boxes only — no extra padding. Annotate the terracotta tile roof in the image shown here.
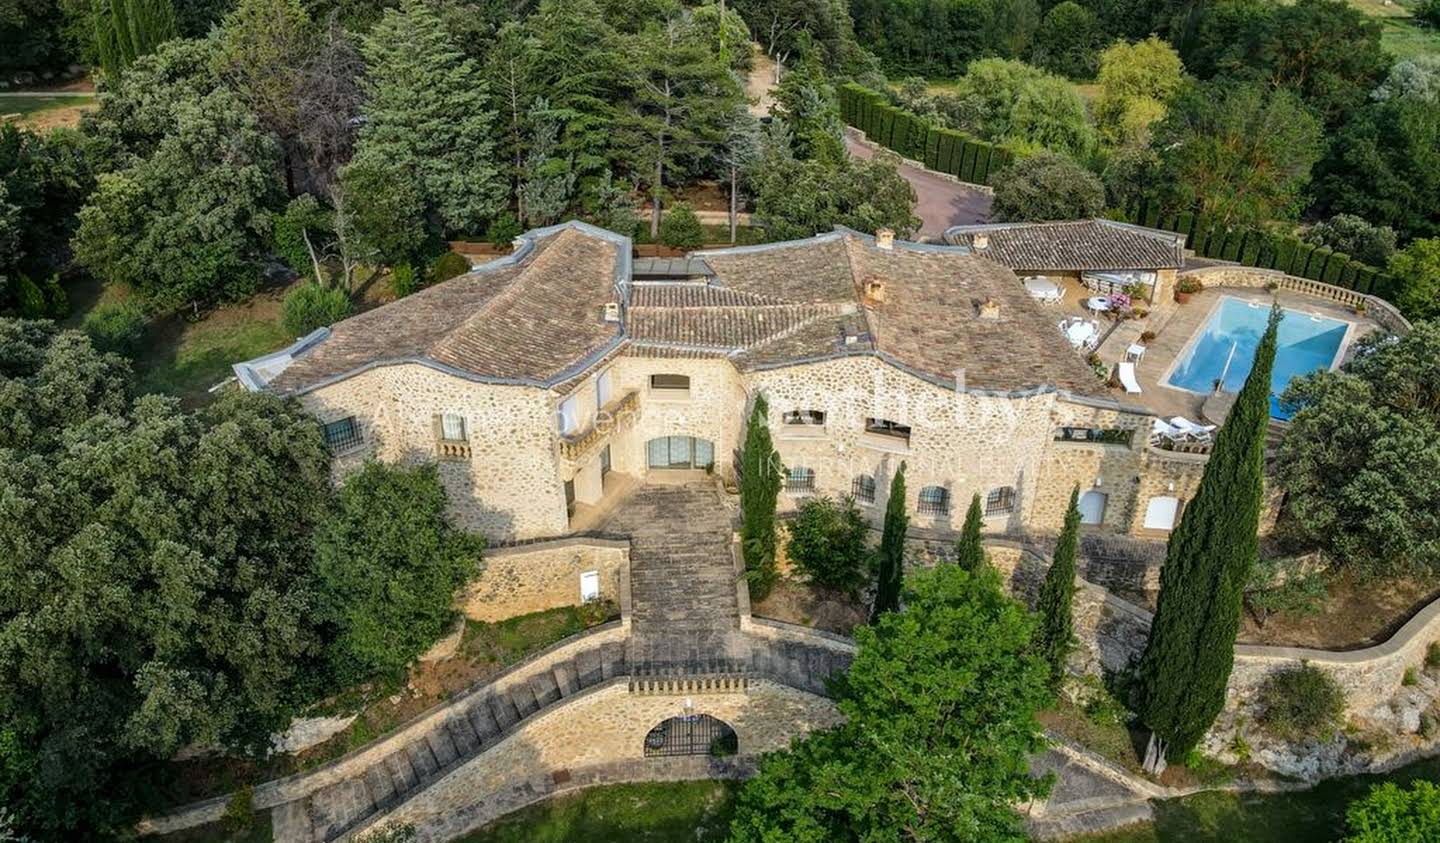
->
[943,219,1184,272]
[261,223,626,394]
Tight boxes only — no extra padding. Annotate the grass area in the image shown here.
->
[136,312,292,404]
[457,780,740,843]
[154,604,616,808]
[1079,755,1440,843]
[629,222,769,247]
[0,93,93,116]
[1380,17,1440,59]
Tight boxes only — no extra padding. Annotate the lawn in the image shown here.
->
[135,309,292,405]
[1380,17,1440,60]
[1078,755,1440,843]
[457,780,740,843]
[0,93,98,129]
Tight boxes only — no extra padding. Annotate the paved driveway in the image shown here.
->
[846,133,992,238]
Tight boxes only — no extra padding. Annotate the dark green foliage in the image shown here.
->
[1158,212,1177,233]
[954,493,986,572]
[0,125,93,310]
[740,394,783,600]
[486,211,522,247]
[1176,211,1196,245]
[1293,242,1316,276]
[1257,663,1345,742]
[390,261,418,297]
[872,462,908,621]
[1278,324,1440,577]
[13,274,46,318]
[1143,203,1161,229]
[1190,226,1211,257]
[1316,99,1440,242]
[1135,307,1279,762]
[282,283,352,337]
[991,152,1105,223]
[1221,229,1244,262]
[1322,252,1348,285]
[429,251,470,284]
[1354,266,1375,294]
[975,144,996,183]
[1343,780,1440,843]
[1036,486,1081,692]
[81,300,148,357]
[314,462,484,682]
[1305,246,1332,280]
[1240,231,1262,266]
[730,564,1052,842]
[960,141,978,181]
[221,784,256,835]
[95,0,180,78]
[924,129,941,170]
[786,496,869,596]
[660,205,704,250]
[1275,237,1299,274]
[1307,214,1398,267]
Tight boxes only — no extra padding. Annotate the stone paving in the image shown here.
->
[599,482,749,675]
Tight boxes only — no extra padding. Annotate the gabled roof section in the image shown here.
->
[942,219,1185,272]
[236,221,630,395]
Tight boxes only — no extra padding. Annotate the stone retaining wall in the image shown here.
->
[461,538,629,622]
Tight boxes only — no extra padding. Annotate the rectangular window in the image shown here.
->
[599,444,611,477]
[440,413,467,442]
[322,416,363,453]
[557,396,579,434]
[986,486,1017,516]
[650,373,690,392]
[1055,427,1134,446]
[596,369,613,407]
[865,418,912,442]
[785,467,816,493]
[782,409,826,426]
[852,475,876,504]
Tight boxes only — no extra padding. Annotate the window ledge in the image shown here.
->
[648,389,691,402]
[779,426,828,440]
[860,433,912,454]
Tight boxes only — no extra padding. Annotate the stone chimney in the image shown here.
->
[876,228,895,250]
[864,277,887,303]
[972,232,990,250]
[603,301,621,322]
[978,298,1001,320]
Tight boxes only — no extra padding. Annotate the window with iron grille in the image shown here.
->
[986,486,1016,516]
[852,474,876,504]
[782,409,826,425]
[322,416,363,453]
[918,485,950,515]
[643,715,738,757]
[786,466,816,493]
[440,413,467,442]
[865,417,912,443]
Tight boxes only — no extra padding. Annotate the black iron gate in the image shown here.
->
[643,714,738,757]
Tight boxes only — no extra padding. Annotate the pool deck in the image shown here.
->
[1089,285,1382,423]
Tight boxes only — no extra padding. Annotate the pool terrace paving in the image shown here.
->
[1090,285,1383,424]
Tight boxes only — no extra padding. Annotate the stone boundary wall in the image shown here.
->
[462,537,630,622]
[1181,265,1411,335]
[137,623,628,836]
[844,127,995,196]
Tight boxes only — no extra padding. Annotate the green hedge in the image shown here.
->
[1274,237,1298,274]
[841,83,1011,187]
[1175,211,1195,246]
[924,129,941,170]
[1303,246,1331,280]
[1322,251,1348,285]
[1143,204,1161,229]
[1239,231,1262,266]
[959,141,978,181]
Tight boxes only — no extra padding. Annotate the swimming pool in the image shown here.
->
[1165,297,1350,419]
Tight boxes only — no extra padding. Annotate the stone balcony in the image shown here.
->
[559,389,640,462]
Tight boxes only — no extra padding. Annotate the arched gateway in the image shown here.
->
[643,713,739,757]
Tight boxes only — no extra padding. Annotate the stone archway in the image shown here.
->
[643,713,739,757]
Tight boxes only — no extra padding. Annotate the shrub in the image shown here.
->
[282,283,352,337]
[43,274,69,318]
[1427,641,1440,669]
[1307,214,1397,267]
[82,300,148,357]
[221,784,255,834]
[486,211,522,247]
[1342,780,1440,843]
[1175,277,1203,295]
[660,204,705,250]
[1403,667,1419,686]
[990,152,1105,223]
[429,251,470,285]
[786,495,869,596]
[15,273,46,318]
[390,262,419,298]
[1244,557,1329,628]
[1258,662,1346,742]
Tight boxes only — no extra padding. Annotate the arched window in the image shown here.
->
[786,466,816,493]
[986,486,1017,516]
[644,715,738,757]
[918,485,950,515]
[851,474,876,505]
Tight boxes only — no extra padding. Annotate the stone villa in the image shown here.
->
[236,218,1213,548]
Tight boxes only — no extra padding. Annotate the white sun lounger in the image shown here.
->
[1118,361,1143,394]
[1169,416,1216,439]
[1150,418,1185,445]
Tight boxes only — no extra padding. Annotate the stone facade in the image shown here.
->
[350,679,843,841]
[461,539,628,622]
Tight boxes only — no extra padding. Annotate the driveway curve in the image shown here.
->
[845,131,992,238]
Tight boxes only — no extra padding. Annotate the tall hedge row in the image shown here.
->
[839,82,1012,186]
[1112,196,1396,301]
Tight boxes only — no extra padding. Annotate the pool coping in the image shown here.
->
[1155,293,1358,406]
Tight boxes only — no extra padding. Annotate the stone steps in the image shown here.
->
[272,638,629,843]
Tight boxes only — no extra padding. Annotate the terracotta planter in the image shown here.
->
[1174,290,1192,304]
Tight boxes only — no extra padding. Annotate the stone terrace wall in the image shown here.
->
[461,538,629,622]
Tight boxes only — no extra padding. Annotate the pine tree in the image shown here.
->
[740,393,783,600]
[871,461,909,621]
[955,492,987,571]
[355,0,505,234]
[1036,485,1081,692]
[523,0,625,183]
[519,97,576,227]
[1135,307,1281,769]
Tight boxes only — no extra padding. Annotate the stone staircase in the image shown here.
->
[271,632,629,843]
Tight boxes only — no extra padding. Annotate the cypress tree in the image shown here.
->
[955,492,986,571]
[740,393,783,600]
[1135,307,1281,770]
[1036,485,1081,692]
[871,461,909,621]
[96,0,178,78]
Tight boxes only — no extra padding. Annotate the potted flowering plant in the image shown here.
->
[1174,277,1203,304]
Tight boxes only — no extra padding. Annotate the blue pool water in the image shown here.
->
[1165,297,1350,419]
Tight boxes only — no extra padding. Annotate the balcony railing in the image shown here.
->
[435,440,472,461]
[559,389,639,461]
